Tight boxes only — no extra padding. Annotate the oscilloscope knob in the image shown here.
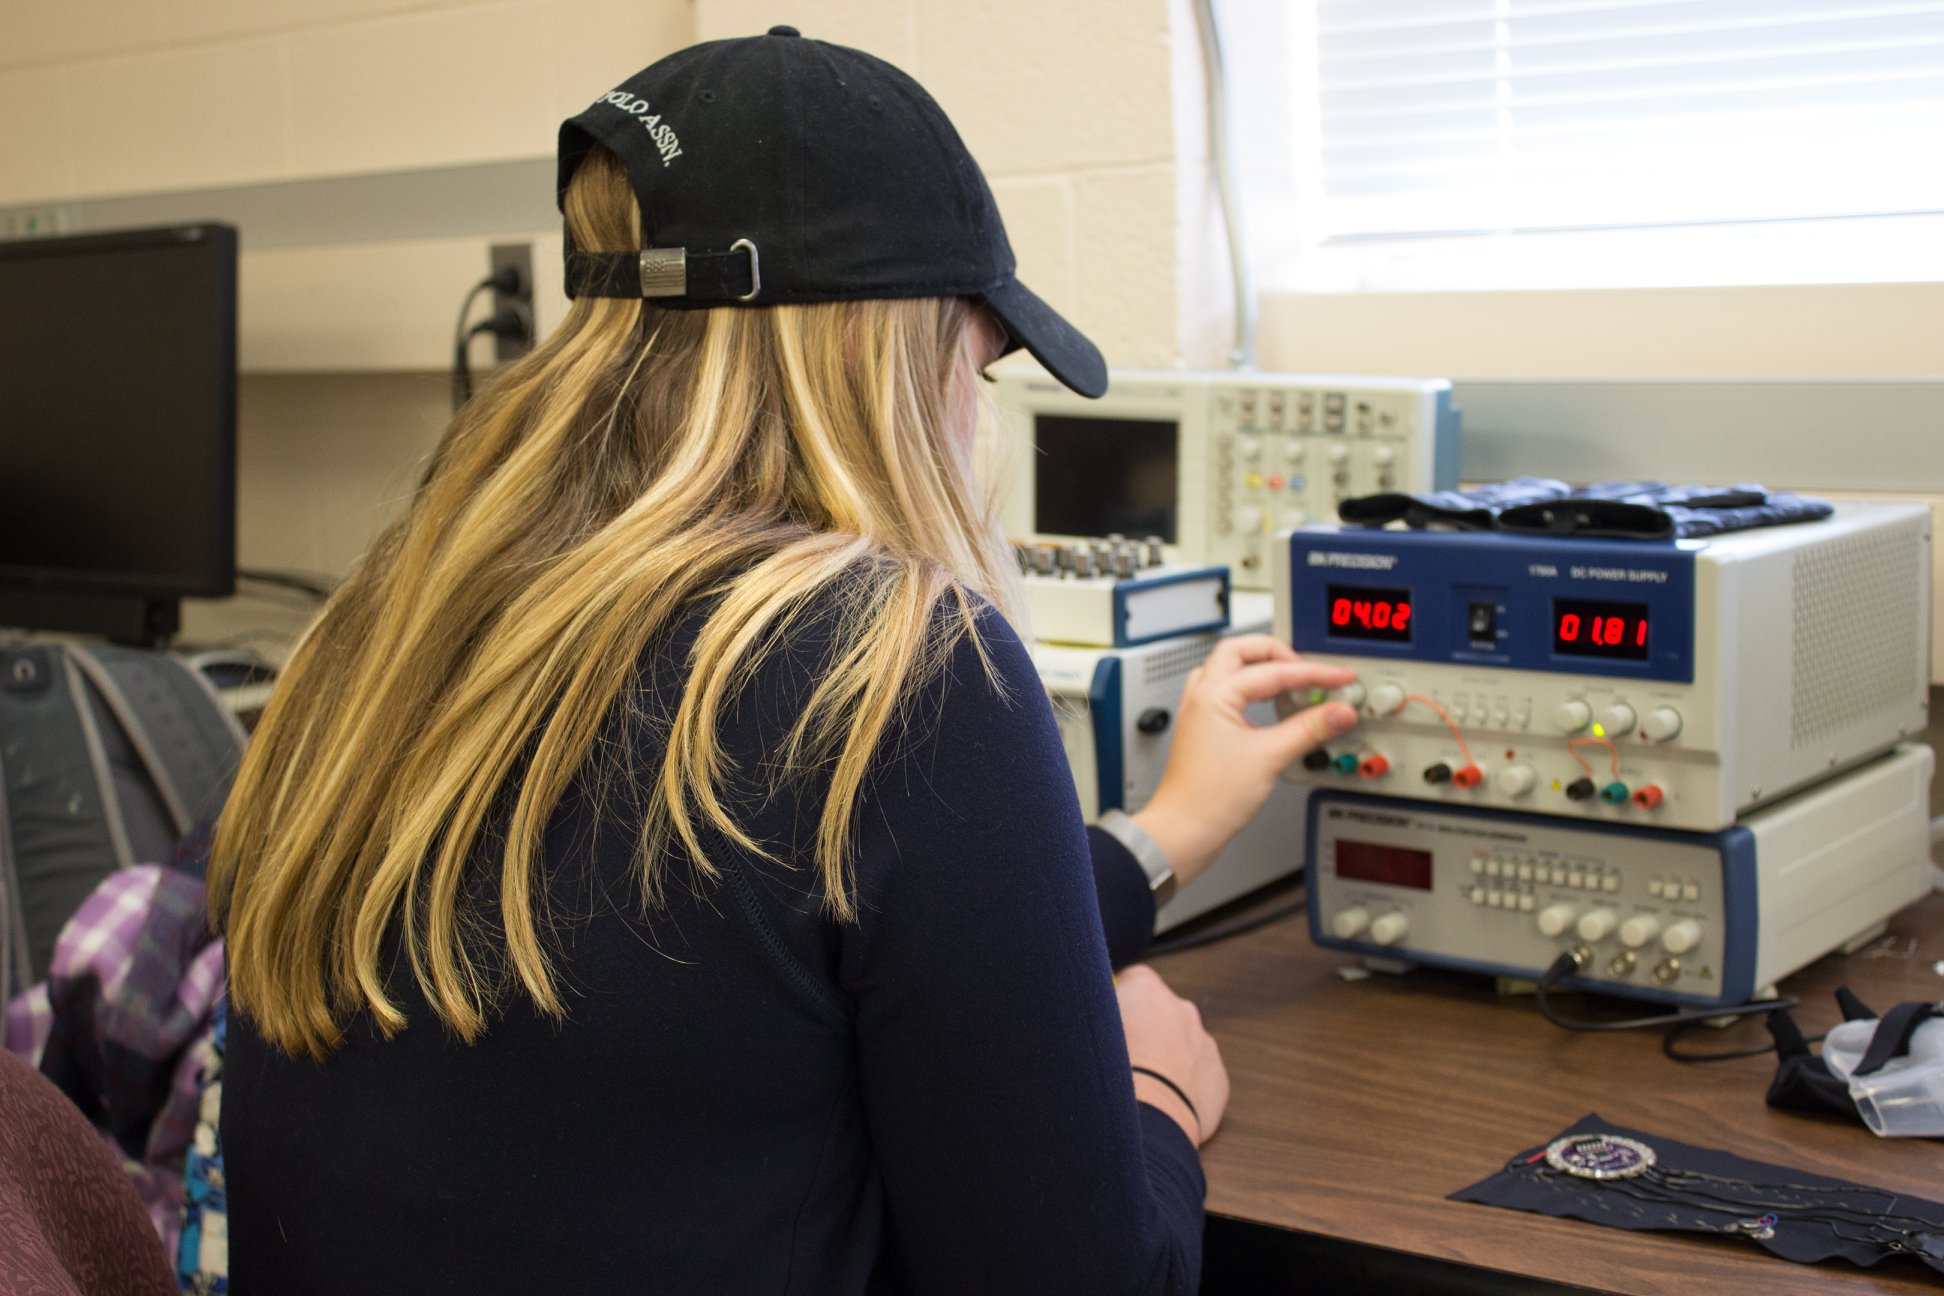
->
[1331,907,1371,940]
[1641,707,1684,742]
[1333,682,1367,708]
[1367,683,1406,715]
[1552,699,1592,733]
[1575,908,1618,943]
[1600,703,1637,736]
[1368,912,1410,946]
[1494,764,1536,797]
[1662,920,1703,955]
[1237,506,1265,534]
[1618,915,1661,949]
[1536,903,1577,938]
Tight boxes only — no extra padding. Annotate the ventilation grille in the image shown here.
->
[1791,522,1925,748]
[1144,637,1217,686]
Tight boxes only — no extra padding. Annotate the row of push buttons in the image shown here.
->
[1228,390,1385,435]
[1651,877,1703,902]
[1469,887,1536,911]
[1470,854,1620,892]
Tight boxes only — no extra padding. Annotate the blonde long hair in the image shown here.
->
[209,146,1022,1059]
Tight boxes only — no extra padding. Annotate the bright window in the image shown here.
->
[1227,0,1944,291]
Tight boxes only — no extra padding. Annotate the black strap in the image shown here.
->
[1854,1000,1941,1076]
[1130,1065,1199,1132]
[564,248,758,302]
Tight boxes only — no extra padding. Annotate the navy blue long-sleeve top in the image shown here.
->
[222,595,1204,1294]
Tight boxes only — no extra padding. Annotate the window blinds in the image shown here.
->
[1312,0,1944,240]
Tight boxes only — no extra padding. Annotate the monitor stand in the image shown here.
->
[0,587,181,647]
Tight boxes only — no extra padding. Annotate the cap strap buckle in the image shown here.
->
[730,238,760,302]
[638,247,687,297]
[565,240,761,302]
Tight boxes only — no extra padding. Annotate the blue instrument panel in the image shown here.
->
[1284,529,1698,683]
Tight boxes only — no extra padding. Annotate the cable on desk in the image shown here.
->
[1147,889,1306,958]
[1661,1018,1825,1065]
[1535,948,1798,1038]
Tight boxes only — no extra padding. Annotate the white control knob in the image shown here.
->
[1552,699,1592,733]
[1641,707,1684,742]
[1367,683,1406,715]
[1372,445,1395,466]
[1600,703,1637,736]
[1333,682,1367,708]
[1328,444,1349,464]
[1662,919,1703,955]
[1239,437,1262,460]
[1618,915,1660,949]
[1536,903,1577,938]
[1280,507,1310,528]
[1331,907,1371,940]
[1576,908,1618,942]
[1237,506,1265,534]
[1495,764,1536,797]
[1368,912,1410,946]
[1285,442,1306,463]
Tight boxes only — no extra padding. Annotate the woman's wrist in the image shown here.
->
[1129,797,1225,891]
[1130,1067,1202,1146]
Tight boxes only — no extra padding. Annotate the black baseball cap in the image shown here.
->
[556,25,1107,398]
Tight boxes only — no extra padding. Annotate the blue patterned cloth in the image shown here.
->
[176,998,228,1293]
[1340,478,1833,540]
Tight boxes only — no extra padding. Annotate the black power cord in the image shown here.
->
[451,266,532,411]
[1534,947,1801,1063]
[1147,884,1307,958]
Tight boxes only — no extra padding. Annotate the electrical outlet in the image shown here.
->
[489,242,534,362]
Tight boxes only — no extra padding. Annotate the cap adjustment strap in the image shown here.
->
[565,240,761,302]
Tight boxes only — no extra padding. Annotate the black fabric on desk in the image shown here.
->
[222,594,1201,1295]
[1452,1113,1944,1275]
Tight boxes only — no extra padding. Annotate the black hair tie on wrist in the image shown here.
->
[1131,1065,1200,1136]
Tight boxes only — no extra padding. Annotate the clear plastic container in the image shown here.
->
[1824,1016,1944,1138]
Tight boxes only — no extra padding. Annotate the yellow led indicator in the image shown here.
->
[1590,723,1607,737]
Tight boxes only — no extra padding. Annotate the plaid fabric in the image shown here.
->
[2,827,224,1257]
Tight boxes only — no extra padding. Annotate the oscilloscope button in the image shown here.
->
[1576,909,1618,942]
[1662,920,1702,955]
[1495,764,1536,797]
[1331,907,1371,940]
[1552,699,1592,733]
[1619,915,1660,948]
[1367,684,1406,715]
[1368,912,1409,946]
[1641,707,1684,742]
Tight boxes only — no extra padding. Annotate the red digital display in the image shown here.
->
[1326,585,1413,643]
[1334,839,1433,890]
[1553,599,1650,661]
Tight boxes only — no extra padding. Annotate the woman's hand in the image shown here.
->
[1131,636,1358,889]
[1116,964,1229,1147]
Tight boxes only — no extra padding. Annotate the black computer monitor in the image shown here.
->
[0,224,238,643]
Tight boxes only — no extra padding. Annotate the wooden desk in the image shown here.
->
[1155,887,1944,1294]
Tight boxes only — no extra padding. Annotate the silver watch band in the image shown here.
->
[1095,809,1178,911]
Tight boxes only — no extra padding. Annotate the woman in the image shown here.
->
[210,29,1360,1295]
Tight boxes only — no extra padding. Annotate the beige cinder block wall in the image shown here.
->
[2,0,1224,633]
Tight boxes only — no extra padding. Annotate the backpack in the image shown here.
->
[0,644,246,1005]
